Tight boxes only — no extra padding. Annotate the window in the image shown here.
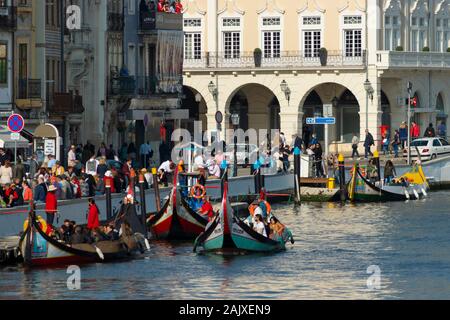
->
[344,16,362,25]
[385,15,401,50]
[440,139,449,146]
[18,44,27,97]
[303,31,321,57]
[411,14,428,51]
[128,0,135,15]
[433,139,442,147]
[303,16,321,25]
[344,30,362,57]
[223,18,240,27]
[262,17,281,26]
[184,33,201,59]
[184,18,201,27]
[0,43,6,84]
[436,16,450,52]
[262,31,280,58]
[223,32,240,59]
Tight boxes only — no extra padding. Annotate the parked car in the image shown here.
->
[403,137,450,161]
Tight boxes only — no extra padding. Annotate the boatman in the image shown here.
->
[199,196,215,221]
[87,198,100,230]
[45,185,58,225]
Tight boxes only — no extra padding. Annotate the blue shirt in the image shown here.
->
[48,159,56,169]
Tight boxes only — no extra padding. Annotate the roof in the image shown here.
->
[0,125,30,149]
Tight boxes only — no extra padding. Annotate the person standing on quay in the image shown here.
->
[351,133,360,159]
[45,185,58,225]
[364,129,374,159]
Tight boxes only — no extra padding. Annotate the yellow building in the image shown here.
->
[181,0,450,153]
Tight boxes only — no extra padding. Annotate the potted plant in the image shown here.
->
[319,47,328,66]
[395,46,404,51]
[253,48,262,67]
[447,47,450,53]
[422,46,430,52]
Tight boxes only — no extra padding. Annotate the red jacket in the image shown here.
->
[157,2,164,12]
[411,124,420,138]
[87,204,100,230]
[200,201,215,221]
[175,3,183,13]
[45,192,57,214]
[103,176,115,193]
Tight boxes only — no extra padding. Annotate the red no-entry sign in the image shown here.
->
[7,114,25,133]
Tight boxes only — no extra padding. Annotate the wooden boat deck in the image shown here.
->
[0,236,21,265]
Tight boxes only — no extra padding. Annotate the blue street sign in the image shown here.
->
[306,117,336,125]
[7,114,25,133]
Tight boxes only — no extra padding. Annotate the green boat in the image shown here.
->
[193,181,294,255]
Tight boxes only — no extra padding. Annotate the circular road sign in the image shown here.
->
[7,114,25,133]
[215,111,223,124]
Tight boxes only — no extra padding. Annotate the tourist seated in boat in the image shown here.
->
[366,160,379,182]
[206,159,221,179]
[71,226,93,245]
[3,183,21,207]
[60,219,74,243]
[269,216,285,240]
[253,214,268,237]
[384,160,397,184]
[104,223,120,241]
[199,195,215,221]
[90,228,107,243]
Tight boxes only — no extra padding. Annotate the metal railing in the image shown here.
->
[0,6,16,29]
[376,50,450,69]
[184,50,365,69]
[17,79,41,99]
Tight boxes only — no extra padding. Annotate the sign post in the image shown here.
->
[7,114,25,165]
[306,116,336,177]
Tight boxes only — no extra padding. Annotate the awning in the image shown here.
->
[0,125,31,148]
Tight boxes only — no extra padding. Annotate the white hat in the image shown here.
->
[48,185,57,192]
[105,171,112,177]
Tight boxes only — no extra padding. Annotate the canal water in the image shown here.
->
[1,192,450,300]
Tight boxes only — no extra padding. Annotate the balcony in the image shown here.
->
[109,75,182,97]
[0,6,17,29]
[184,51,365,71]
[376,51,450,70]
[108,12,124,31]
[139,11,183,32]
[16,79,43,109]
[48,92,85,115]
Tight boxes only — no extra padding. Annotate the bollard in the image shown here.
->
[138,174,148,238]
[338,154,346,202]
[152,168,161,212]
[293,147,301,205]
[105,177,112,220]
[373,150,381,184]
[129,168,136,198]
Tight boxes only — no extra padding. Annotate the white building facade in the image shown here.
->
[181,0,450,153]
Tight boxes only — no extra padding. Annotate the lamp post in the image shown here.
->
[407,81,413,165]
[208,81,220,142]
[280,80,291,105]
[231,112,240,177]
[363,79,374,133]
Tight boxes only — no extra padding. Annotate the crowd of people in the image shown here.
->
[140,0,183,14]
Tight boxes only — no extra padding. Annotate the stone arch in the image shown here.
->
[436,91,447,131]
[181,85,208,134]
[224,82,283,131]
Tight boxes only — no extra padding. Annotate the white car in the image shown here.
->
[403,137,450,161]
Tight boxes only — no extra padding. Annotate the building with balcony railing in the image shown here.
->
[0,5,17,29]
[181,0,450,153]
[0,1,16,116]
[118,0,184,150]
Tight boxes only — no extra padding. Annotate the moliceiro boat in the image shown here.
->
[193,180,294,254]
[20,203,147,267]
[147,170,208,240]
[348,163,429,202]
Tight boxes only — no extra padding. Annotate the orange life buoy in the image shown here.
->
[190,184,206,199]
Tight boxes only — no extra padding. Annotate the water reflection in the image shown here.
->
[1,192,450,299]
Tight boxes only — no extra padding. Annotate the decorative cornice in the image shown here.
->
[256,0,285,15]
[410,0,428,14]
[383,0,402,12]
[435,0,449,15]
[338,0,366,13]
[182,0,206,15]
[218,0,245,16]
[297,0,326,14]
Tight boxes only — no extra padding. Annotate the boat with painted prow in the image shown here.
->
[20,203,147,267]
[348,163,429,202]
[194,180,294,254]
[147,170,208,240]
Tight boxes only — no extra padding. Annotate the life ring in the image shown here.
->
[23,216,48,234]
[190,184,206,199]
